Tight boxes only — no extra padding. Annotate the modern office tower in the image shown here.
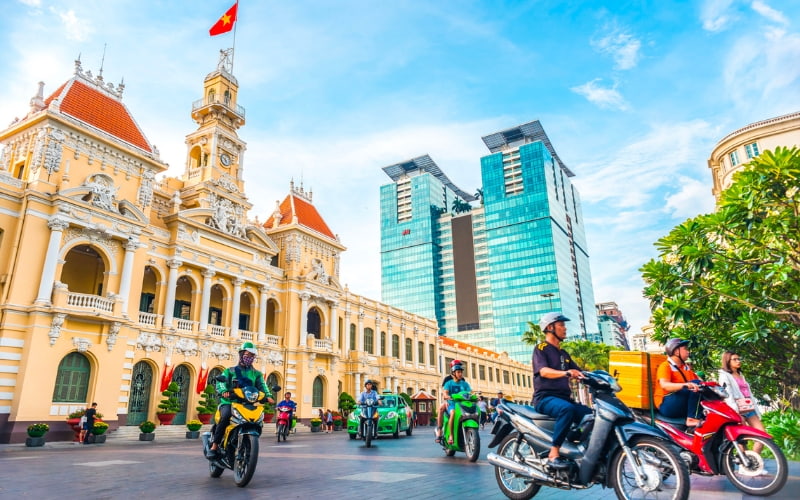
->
[380,121,599,363]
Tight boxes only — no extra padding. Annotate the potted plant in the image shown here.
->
[333,413,343,431]
[66,408,104,441]
[26,423,49,447]
[264,401,275,423]
[338,392,356,420]
[186,419,202,439]
[310,417,322,432]
[156,381,181,425]
[195,385,217,425]
[139,420,156,441]
[89,421,109,444]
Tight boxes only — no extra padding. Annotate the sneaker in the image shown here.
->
[205,447,220,459]
[547,457,570,470]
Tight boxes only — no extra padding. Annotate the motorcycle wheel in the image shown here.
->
[276,423,285,442]
[610,437,690,500]
[721,435,788,496]
[494,434,541,500]
[464,427,481,462]
[365,422,373,448]
[233,434,259,487]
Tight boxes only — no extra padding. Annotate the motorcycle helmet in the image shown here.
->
[239,341,258,355]
[451,363,464,373]
[665,338,690,356]
[539,312,570,333]
[450,359,462,368]
[364,379,375,387]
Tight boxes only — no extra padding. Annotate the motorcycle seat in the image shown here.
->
[504,402,556,421]
[655,412,688,426]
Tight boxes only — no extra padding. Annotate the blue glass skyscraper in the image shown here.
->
[380,121,598,363]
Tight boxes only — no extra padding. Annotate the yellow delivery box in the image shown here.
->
[609,351,666,409]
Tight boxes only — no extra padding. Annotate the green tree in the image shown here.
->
[641,146,800,409]
[338,392,356,418]
[474,188,484,205]
[521,321,544,346]
[562,339,612,372]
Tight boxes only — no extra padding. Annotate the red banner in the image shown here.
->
[196,367,209,394]
[160,364,175,392]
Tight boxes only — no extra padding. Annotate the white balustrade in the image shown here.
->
[66,292,114,313]
[313,338,332,350]
[209,325,227,337]
[175,319,197,332]
[239,329,255,341]
[263,334,280,346]
[137,311,159,326]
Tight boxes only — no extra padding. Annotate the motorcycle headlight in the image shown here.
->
[232,407,244,422]
[244,388,259,403]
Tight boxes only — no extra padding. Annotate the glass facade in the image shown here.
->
[379,122,599,364]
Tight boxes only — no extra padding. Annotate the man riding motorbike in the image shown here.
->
[277,392,297,432]
[357,379,380,439]
[206,341,273,459]
[442,362,471,445]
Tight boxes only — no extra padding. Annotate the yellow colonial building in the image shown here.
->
[0,52,530,443]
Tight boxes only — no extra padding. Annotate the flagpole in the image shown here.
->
[231,0,238,74]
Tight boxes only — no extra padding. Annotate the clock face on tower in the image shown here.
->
[220,153,231,166]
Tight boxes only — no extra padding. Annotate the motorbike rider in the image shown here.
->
[206,341,274,459]
[654,338,702,428]
[442,362,472,445]
[357,380,380,438]
[435,359,462,443]
[277,392,297,431]
[531,312,591,470]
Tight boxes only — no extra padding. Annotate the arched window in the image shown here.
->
[52,352,91,402]
[405,338,413,362]
[312,376,324,407]
[364,327,374,354]
[307,308,321,338]
[380,331,386,356]
[349,324,356,351]
[266,372,280,392]
[406,387,414,395]
[392,334,399,358]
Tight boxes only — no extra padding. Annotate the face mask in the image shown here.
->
[240,352,255,367]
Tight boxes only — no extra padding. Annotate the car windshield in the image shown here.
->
[380,396,395,407]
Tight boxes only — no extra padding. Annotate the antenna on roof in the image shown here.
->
[99,43,107,78]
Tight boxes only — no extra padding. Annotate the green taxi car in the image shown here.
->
[347,391,413,439]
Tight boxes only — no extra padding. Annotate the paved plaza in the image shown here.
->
[1,426,798,499]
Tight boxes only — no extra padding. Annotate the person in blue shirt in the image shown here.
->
[276,392,297,431]
[356,380,380,438]
[442,362,471,445]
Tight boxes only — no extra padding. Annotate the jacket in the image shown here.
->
[717,369,761,416]
[216,364,271,405]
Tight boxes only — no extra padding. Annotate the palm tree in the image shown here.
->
[521,322,544,346]
[562,339,611,371]
[474,188,484,205]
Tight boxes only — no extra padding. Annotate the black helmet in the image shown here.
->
[364,379,375,387]
[665,338,690,356]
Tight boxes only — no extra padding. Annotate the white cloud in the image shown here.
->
[664,176,716,219]
[592,28,642,70]
[701,0,736,32]
[751,1,789,25]
[51,7,92,41]
[571,79,629,111]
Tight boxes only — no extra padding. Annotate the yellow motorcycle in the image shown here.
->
[202,383,279,487]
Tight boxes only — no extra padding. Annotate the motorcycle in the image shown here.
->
[275,404,293,442]
[201,381,280,487]
[633,380,788,496]
[356,399,379,447]
[439,391,481,462]
[487,370,690,500]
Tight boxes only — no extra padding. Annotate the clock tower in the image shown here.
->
[178,49,252,228]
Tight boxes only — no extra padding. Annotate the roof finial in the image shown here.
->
[98,43,107,80]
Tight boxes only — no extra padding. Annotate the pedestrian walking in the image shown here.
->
[83,402,98,444]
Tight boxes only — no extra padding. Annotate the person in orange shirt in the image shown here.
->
[654,338,702,428]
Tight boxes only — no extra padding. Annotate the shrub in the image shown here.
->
[310,418,322,427]
[139,420,156,433]
[27,423,49,437]
[196,385,218,415]
[91,421,109,435]
[157,381,181,414]
[186,419,203,431]
[762,409,800,461]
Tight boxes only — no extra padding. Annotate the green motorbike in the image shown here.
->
[440,391,481,462]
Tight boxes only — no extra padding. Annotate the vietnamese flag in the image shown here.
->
[209,2,238,36]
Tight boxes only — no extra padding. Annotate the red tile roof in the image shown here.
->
[441,336,500,359]
[264,193,336,240]
[44,78,152,153]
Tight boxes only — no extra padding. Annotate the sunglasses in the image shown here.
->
[731,357,743,361]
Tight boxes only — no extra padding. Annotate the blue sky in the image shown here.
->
[2,0,799,337]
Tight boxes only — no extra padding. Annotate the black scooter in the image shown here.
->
[487,370,690,500]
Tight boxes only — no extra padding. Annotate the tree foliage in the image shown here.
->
[521,322,612,371]
[641,146,800,408]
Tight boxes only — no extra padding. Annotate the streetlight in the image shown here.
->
[541,293,554,311]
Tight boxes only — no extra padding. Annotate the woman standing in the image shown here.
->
[718,351,766,450]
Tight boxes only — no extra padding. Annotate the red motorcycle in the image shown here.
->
[634,380,787,496]
[276,405,293,442]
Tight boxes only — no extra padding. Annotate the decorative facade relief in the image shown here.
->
[138,170,155,207]
[285,234,301,263]
[82,173,118,211]
[208,194,245,237]
[265,350,284,366]
[177,225,200,244]
[209,342,233,361]
[175,337,199,356]
[49,313,67,346]
[304,258,331,285]
[72,337,92,352]
[136,331,163,353]
[31,127,65,176]
[106,321,121,351]
[212,173,239,193]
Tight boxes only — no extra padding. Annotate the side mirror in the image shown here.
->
[215,375,227,383]
[271,385,282,393]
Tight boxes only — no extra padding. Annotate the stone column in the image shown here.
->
[375,314,383,357]
[329,301,339,345]
[198,269,215,333]
[36,217,69,304]
[117,238,139,317]
[230,278,244,339]
[298,293,309,347]
[162,259,181,327]
[354,372,361,396]
[258,286,268,342]
[357,310,365,352]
